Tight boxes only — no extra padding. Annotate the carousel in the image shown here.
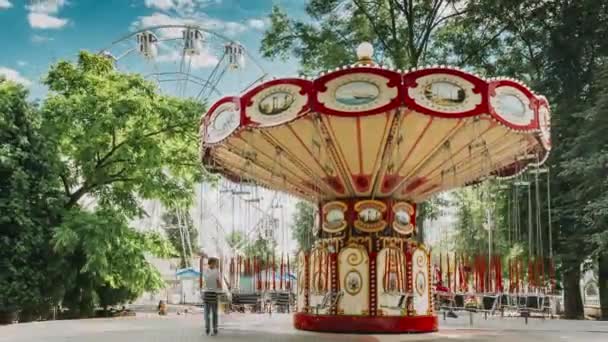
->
[198,43,551,333]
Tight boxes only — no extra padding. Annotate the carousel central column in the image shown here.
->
[293,198,438,333]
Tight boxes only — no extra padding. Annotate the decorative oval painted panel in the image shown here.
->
[415,271,426,296]
[327,208,345,223]
[322,201,348,233]
[335,81,380,106]
[245,82,310,127]
[344,270,363,296]
[392,202,415,235]
[205,101,240,144]
[316,72,399,114]
[489,85,535,128]
[354,200,387,233]
[358,207,382,223]
[496,94,526,118]
[395,210,410,225]
[407,73,482,115]
[423,81,466,106]
[258,91,295,116]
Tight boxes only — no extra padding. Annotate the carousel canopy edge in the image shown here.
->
[199,56,551,202]
[200,66,551,147]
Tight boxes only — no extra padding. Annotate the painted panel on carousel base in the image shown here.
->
[412,246,432,316]
[376,247,408,316]
[338,244,369,315]
[309,246,332,314]
[297,251,307,313]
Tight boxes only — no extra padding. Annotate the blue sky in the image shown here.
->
[0,0,308,100]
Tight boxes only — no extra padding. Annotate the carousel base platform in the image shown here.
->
[293,313,438,333]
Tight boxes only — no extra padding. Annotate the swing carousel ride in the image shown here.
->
[199,42,551,333]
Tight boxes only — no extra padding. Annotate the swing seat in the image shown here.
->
[454,293,466,309]
[231,292,262,312]
[380,292,412,310]
[481,294,498,311]
[313,291,343,315]
[271,291,294,313]
[526,295,542,311]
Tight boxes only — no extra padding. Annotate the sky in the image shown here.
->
[0,0,309,257]
[0,0,308,99]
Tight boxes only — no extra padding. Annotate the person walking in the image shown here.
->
[203,257,222,336]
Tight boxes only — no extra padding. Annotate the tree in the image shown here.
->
[52,208,172,316]
[225,231,276,266]
[38,51,207,316]
[0,80,65,320]
[42,51,207,215]
[161,208,198,268]
[560,65,608,318]
[262,0,468,73]
[290,201,316,252]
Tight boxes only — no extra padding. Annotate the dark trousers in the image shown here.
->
[204,302,218,332]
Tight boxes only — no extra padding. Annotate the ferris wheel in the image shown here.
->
[99,24,267,103]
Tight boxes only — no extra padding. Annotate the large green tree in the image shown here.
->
[2,51,210,320]
[262,0,468,72]
[0,80,64,320]
[52,208,174,316]
[42,51,206,214]
[560,65,608,318]
[38,51,209,316]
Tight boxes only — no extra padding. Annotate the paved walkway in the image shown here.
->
[2,312,608,341]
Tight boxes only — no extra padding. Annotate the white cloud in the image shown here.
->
[156,49,219,69]
[145,0,176,11]
[0,67,32,86]
[17,60,27,67]
[28,12,68,29]
[144,0,220,15]
[134,12,194,38]
[26,0,69,29]
[26,0,67,14]
[133,12,246,38]
[0,0,12,9]
[247,18,266,31]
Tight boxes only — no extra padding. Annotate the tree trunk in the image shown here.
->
[563,267,584,319]
[416,222,425,244]
[599,253,608,320]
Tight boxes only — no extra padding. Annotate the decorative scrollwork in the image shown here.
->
[346,248,365,266]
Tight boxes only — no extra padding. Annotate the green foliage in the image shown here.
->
[42,51,207,213]
[560,65,608,258]
[290,201,316,252]
[226,230,277,265]
[53,208,166,315]
[1,51,208,318]
[261,0,467,73]
[0,80,64,314]
[161,208,198,268]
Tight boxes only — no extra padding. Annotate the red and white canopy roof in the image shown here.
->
[200,64,551,203]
